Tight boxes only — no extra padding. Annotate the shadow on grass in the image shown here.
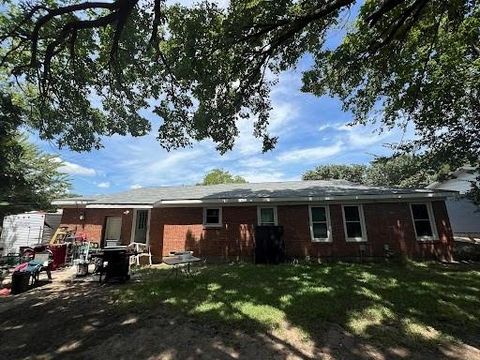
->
[116,262,480,359]
[1,262,479,359]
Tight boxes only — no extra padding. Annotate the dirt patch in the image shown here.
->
[1,269,479,360]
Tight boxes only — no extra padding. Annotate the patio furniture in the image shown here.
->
[128,242,152,266]
[0,253,21,267]
[73,242,92,276]
[10,252,52,293]
[31,252,52,284]
[92,246,132,283]
[163,253,201,278]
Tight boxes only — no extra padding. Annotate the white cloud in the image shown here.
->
[318,122,344,132]
[318,124,332,132]
[109,139,215,186]
[238,157,273,169]
[269,102,299,135]
[235,117,263,156]
[336,123,399,148]
[277,142,343,162]
[239,171,298,183]
[97,182,110,188]
[130,184,143,189]
[57,159,96,176]
[148,151,197,172]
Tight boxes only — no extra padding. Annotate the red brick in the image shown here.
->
[60,208,133,246]
[59,201,453,262]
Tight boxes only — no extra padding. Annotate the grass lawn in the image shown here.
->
[115,262,480,354]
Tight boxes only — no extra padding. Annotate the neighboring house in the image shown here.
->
[428,166,480,241]
[0,211,62,255]
[52,180,455,262]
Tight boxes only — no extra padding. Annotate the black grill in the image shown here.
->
[254,226,285,264]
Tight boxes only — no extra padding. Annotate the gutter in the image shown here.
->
[153,191,456,206]
[54,191,457,208]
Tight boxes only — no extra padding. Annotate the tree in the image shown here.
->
[303,1,480,167]
[364,155,449,188]
[467,180,480,205]
[0,93,71,219]
[303,155,451,188]
[0,1,477,166]
[199,169,247,185]
[302,164,367,183]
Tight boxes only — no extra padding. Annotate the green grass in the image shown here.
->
[114,262,480,350]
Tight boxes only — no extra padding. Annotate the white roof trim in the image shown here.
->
[153,191,454,206]
[51,200,91,207]
[86,204,154,209]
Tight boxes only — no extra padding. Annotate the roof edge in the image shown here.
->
[153,191,455,206]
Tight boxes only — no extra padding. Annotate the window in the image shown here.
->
[132,209,150,244]
[104,216,122,247]
[203,207,222,227]
[309,206,331,242]
[342,205,367,241]
[410,203,437,240]
[257,207,277,226]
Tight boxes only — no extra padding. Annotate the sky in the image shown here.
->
[30,0,412,195]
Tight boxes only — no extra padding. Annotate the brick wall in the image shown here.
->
[278,201,452,261]
[60,207,133,246]
[153,201,453,262]
[149,206,256,261]
[60,200,453,262]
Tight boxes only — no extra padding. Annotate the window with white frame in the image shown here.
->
[203,207,222,227]
[342,205,367,241]
[257,207,277,226]
[309,206,331,242]
[410,203,437,240]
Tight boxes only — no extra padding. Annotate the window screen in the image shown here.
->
[310,206,329,240]
[411,204,434,238]
[259,207,276,226]
[204,208,221,225]
[343,205,364,240]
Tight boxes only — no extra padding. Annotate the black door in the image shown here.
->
[254,226,285,264]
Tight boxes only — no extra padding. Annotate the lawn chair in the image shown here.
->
[31,252,52,284]
[129,242,152,266]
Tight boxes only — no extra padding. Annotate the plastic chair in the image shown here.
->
[129,242,152,266]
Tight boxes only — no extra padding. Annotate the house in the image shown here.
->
[52,180,455,262]
[428,166,480,241]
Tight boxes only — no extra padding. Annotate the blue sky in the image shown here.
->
[30,0,412,195]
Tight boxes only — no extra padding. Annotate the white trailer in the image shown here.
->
[0,212,62,255]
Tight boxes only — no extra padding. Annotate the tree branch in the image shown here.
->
[238,0,355,44]
[29,2,119,67]
[366,0,407,26]
[109,0,138,62]
[368,0,428,54]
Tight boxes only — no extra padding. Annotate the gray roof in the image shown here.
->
[75,180,455,205]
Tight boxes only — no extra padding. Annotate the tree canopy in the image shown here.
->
[303,164,367,183]
[302,155,450,188]
[0,93,71,219]
[199,169,247,185]
[0,0,478,166]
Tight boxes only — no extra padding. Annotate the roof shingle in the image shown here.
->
[75,180,454,205]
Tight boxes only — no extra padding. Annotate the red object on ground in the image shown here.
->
[13,262,28,272]
[49,244,67,270]
[0,288,11,297]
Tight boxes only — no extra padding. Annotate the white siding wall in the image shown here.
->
[429,169,480,237]
[445,197,480,235]
[0,214,45,255]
